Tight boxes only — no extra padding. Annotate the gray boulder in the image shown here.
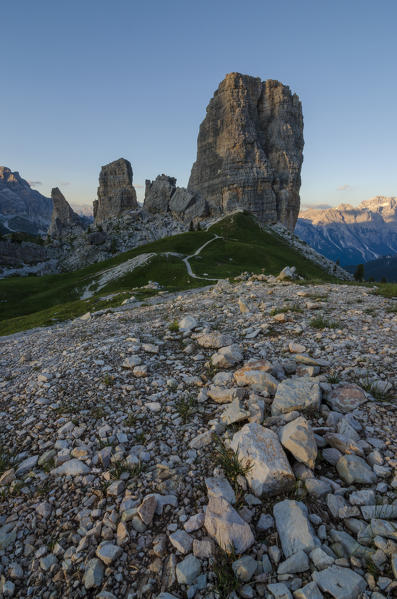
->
[273,499,320,557]
[230,423,295,496]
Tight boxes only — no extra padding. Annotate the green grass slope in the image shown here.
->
[0,212,336,336]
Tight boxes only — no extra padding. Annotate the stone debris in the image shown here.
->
[0,278,396,598]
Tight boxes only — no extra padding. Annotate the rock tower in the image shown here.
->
[188,73,304,230]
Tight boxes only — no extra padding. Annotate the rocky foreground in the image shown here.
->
[0,278,396,599]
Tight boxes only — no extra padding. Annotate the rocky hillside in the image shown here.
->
[0,278,396,598]
[0,212,350,337]
[346,255,397,283]
[296,197,397,265]
[0,167,52,235]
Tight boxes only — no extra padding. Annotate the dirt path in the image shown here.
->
[182,235,222,280]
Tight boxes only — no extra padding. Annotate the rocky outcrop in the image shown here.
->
[296,197,397,265]
[144,175,176,214]
[0,167,52,235]
[48,188,85,238]
[144,174,208,223]
[188,73,304,231]
[93,158,138,226]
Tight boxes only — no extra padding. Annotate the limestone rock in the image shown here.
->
[234,360,278,394]
[280,416,317,469]
[204,496,255,553]
[143,174,207,223]
[188,72,304,231]
[273,499,319,557]
[230,423,295,496]
[48,187,84,238]
[336,455,377,484]
[313,565,366,599]
[326,383,367,413]
[94,158,138,225]
[272,378,321,415]
[144,175,176,214]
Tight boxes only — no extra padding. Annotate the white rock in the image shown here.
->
[205,476,236,504]
[272,378,321,415]
[51,459,89,476]
[313,565,366,599]
[273,500,320,557]
[280,416,317,469]
[204,496,255,553]
[96,542,122,565]
[230,423,295,496]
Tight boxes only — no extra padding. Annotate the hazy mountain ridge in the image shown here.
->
[296,196,397,265]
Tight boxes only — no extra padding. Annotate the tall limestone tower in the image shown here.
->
[188,72,304,231]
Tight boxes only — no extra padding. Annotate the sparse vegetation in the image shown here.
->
[175,394,197,423]
[213,548,241,597]
[168,320,180,332]
[0,213,336,336]
[310,316,339,329]
[212,436,252,493]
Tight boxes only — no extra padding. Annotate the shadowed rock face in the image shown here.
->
[93,158,138,225]
[188,73,304,231]
[49,188,84,238]
[0,166,52,235]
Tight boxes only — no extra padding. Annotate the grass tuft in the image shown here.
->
[212,436,252,492]
[310,316,339,329]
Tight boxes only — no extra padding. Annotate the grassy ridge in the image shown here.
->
[0,213,337,336]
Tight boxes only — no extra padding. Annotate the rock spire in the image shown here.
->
[48,187,84,238]
[93,158,138,225]
[188,72,304,230]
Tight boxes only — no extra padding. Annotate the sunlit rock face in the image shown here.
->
[188,73,304,231]
[48,187,85,238]
[93,158,138,225]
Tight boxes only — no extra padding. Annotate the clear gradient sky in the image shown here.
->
[2,0,396,209]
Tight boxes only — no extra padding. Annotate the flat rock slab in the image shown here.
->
[205,476,236,504]
[196,332,233,348]
[211,344,243,368]
[326,384,367,413]
[51,459,89,476]
[234,360,278,394]
[336,455,377,485]
[204,495,255,553]
[273,499,320,557]
[313,565,366,599]
[280,416,317,469]
[272,378,321,416]
[230,422,295,496]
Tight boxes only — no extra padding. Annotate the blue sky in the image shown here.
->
[2,0,396,209]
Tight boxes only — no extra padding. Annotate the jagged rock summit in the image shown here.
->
[0,166,52,235]
[188,72,304,231]
[144,174,207,223]
[48,187,85,238]
[93,158,138,226]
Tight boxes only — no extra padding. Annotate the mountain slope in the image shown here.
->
[345,254,397,282]
[0,213,338,335]
[0,167,52,235]
[295,197,397,265]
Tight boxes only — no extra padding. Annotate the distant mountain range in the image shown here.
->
[0,167,92,236]
[0,167,52,235]
[296,197,397,265]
